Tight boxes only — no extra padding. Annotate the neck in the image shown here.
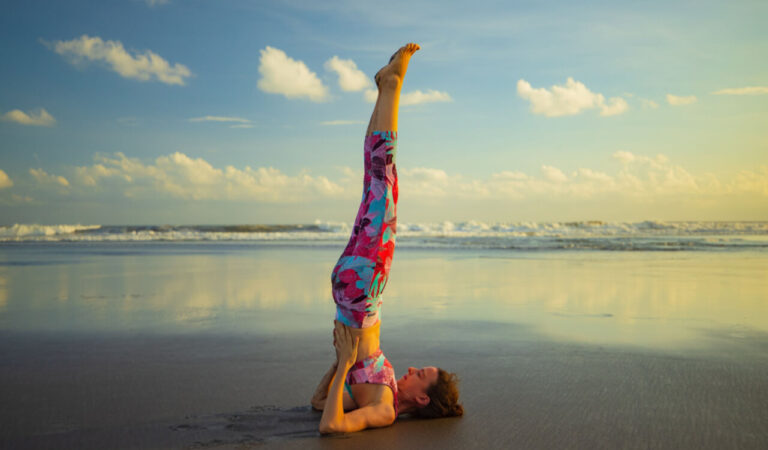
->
[395,380,418,415]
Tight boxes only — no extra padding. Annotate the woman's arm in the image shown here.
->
[318,321,395,434]
[311,362,337,410]
[319,355,353,433]
[319,365,395,433]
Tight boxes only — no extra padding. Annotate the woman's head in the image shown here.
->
[413,368,463,418]
[398,367,463,418]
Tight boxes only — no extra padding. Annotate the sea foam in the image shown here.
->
[1,221,766,251]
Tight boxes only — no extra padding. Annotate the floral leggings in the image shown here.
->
[331,131,398,328]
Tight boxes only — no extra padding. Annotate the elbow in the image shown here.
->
[318,421,336,435]
[319,418,345,435]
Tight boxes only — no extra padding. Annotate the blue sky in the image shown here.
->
[1,0,766,224]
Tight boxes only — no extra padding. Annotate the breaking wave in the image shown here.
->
[1,220,766,251]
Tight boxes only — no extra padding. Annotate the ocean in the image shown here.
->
[2,220,767,252]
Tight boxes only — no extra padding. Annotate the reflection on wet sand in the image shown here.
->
[0,247,334,333]
[0,274,7,311]
[1,245,767,349]
[384,252,768,347]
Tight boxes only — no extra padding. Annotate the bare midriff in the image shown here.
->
[349,320,382,363]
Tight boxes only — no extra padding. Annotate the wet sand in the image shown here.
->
[1,244,767,448]
[2,322,768,449]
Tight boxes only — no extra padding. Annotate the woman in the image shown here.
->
[310,43,463,434]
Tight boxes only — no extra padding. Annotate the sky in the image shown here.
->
[1,0,767,225]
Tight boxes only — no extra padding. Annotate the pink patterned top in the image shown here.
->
[344,348,399,416]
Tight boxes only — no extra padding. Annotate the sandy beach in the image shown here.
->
[1,243,767,449]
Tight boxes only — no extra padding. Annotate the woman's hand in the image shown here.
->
[333,320,359,368]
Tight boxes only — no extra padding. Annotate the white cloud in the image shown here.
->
[321,120,366,126]
[598,97,629,116]
[47,35,191,85]
[257,46,328,102]
[145,0,170,6]
[396,152,768,202]
[610,151,701,195]
[397,167,491,198]
[324,56,371,92]
[364,89,378,103]
[333,153,768,205]
[613,151,670,169]
[363,88,452,106]
[74,163,125,186]
[639,98,659,109]
[18,151,768,218]
[188,116,253,129]
[541,165,568,183]
[727,166,768,195]
[398,168,453,196]
[666,94,697,106]
[402,167,450,182]
[72,152,343,201]
[712,86,768,95]
[401,90,453,106]
[2,108,56,126]
[188,116,251,124]
[334,166,362,192]
[612,150,635,164]
[573,168,613,183]
[29,168,70,187]
[0,169,13,189]
[517,78,628,117]
[492,171,529,181]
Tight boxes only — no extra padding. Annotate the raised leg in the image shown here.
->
[332,44,419,328]
[365,43,420,136]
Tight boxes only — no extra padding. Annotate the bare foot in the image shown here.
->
[374,43,420,89]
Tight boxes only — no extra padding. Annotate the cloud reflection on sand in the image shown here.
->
[1,245,766,350]
[0,247,333,333]
[384,252,768,348]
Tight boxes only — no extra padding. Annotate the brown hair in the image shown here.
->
[413,368,463,419]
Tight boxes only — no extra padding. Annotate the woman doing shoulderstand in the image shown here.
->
[310,43,463,434]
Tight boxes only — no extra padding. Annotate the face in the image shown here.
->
[398,366,439,402]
